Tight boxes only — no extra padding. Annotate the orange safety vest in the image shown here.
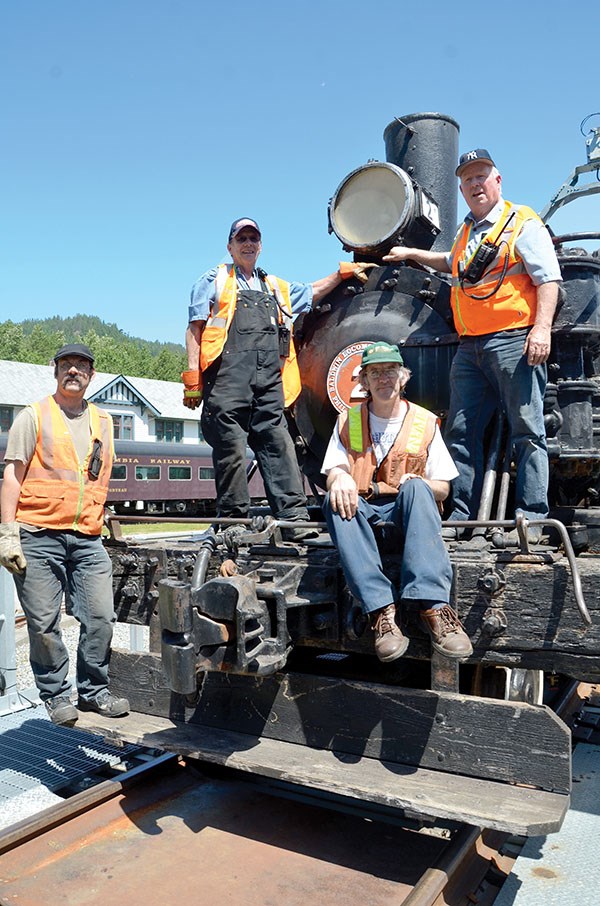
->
[338,401,437,496]
[16,396,114,535]
[450,200,540,336]
[200,264,302,407]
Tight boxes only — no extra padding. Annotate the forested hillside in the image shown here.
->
[0,315,186,382]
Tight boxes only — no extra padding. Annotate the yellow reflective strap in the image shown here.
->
[347,407,364,452]
[405,407,429,455]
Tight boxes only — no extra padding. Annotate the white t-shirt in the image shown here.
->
[321,401,458,482]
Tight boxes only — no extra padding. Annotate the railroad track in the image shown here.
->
[0,751,517,906]
[0,682,595,906]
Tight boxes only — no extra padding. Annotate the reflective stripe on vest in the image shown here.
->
[16,396,114,534]
[347,405,364,452]
[451,201,540,336]
[202,263,302,407]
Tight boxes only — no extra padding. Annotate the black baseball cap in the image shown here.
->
[455,149,496,177]
[228,218,261,240]
[53,343,95,365]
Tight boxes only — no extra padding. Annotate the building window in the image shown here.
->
[199,467,215,480]
[156,420,183,443]
[112,414,133,440]
[135,466,160,481]
[0,407,14,434]
[169,466,192,481]
[111,464,127,480]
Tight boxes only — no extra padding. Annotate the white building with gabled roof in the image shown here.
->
[0,360,202,444]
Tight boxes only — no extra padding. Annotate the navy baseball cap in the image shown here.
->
[455,149,496,177]
[53,343,95,365]
[228,218,261,240]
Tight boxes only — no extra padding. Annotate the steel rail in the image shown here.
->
[0,751,177,855]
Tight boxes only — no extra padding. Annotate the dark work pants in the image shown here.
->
[201,346,308,520]
[14,528,115,702]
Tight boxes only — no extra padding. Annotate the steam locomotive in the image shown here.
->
[88,113,600,837]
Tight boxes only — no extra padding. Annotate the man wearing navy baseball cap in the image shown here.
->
[184,218,375,542]
[321,340,472,662]
[384,148,561,544]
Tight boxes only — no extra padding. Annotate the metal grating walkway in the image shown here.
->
[0,703,141,827]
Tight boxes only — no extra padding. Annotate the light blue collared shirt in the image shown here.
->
[188,265,313,324]
[447,199,562,286]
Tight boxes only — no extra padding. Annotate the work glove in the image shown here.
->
[182,370,203,410]
[0,522,27,575]
[338,261,377,284]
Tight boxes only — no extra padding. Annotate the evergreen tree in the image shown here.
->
[0,316,185,382]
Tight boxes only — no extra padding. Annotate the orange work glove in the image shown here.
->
[338,261,377,284]
[182,370,203,409]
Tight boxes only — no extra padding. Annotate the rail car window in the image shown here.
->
[0,463,4,479]
[135,465,161,481]
[113,414,133,440]
[199,467,215,479]
[1,406,14,434]
[169,466,192,480]
[155,419,183,443]
[111,464,127,480]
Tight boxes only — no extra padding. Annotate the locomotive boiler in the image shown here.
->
[98,113,600,837]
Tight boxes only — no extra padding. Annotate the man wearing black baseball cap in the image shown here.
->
[383,148,561,543]
[0,344,129,725]
[183,218,375,541]
[322,341,472,662]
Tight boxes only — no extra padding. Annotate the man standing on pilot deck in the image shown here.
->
[183,217,373,541]
[384,149,562,540]
[0,344,129,726]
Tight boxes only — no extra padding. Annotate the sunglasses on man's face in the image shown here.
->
[234,233,261,244]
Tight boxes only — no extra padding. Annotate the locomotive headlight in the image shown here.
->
[329,161,440,256]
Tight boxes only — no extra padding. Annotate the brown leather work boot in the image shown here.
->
[420,605,473,659]
[371,604,409,662]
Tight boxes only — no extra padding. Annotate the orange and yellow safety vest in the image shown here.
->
[200,264,302,407]
[338,401,436,496]
[16,395,114,535]
[450,201,540,336]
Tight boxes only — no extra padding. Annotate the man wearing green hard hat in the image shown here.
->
[322,341,472,662]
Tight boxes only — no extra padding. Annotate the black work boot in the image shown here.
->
[420,605,473,659]
[78,689,130,717]
[371,604,409,662]
[45,694,78,726]
[281,524,319,542]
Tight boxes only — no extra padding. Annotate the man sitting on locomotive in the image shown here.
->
[383,150,562,542]
[322,341,472,663]
[183,217,374,542]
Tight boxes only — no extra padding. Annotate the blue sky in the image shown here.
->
[1,0,598,345]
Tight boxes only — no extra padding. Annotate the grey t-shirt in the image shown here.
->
[5,404,92,465]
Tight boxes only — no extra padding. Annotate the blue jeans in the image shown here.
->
[444,330,548,522]
[323,479,453,615]
[13,529,116,702]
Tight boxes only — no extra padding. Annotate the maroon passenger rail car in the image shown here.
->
[0,437,266,518]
